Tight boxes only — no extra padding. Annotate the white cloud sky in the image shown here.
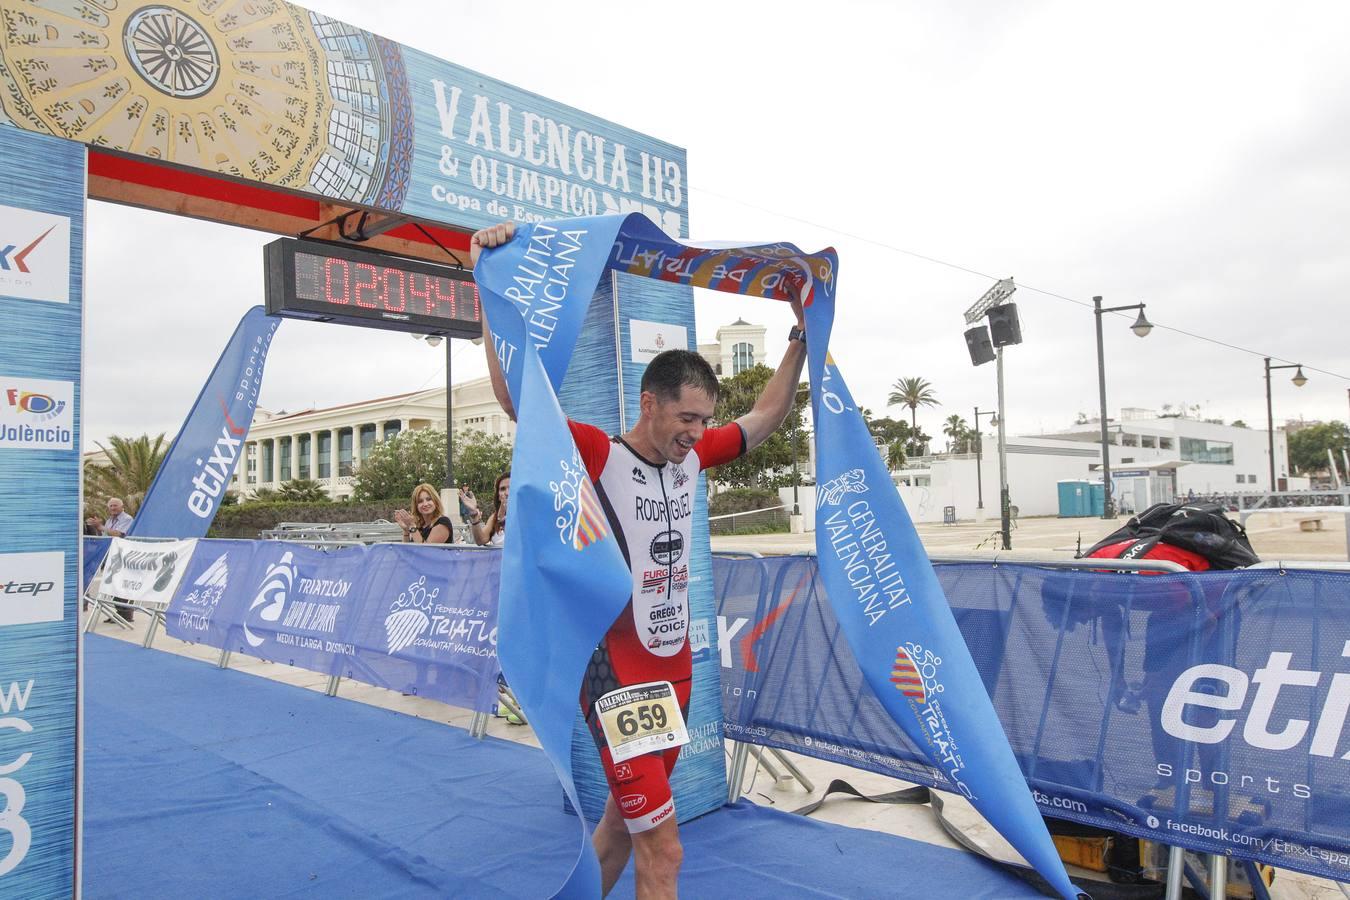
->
[83,0,1350,449]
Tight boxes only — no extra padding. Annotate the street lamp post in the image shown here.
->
[415,334,455,492]
[1093,296,1153,519]
[1264,357,1307,492]
[973,406,996,511]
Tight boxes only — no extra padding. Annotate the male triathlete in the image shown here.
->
[472,222,806,899]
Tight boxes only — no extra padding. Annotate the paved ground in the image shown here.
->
[712,510,1350,563]
[88,514,1349,898]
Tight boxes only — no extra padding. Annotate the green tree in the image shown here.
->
[248,487,279,502]
[453,429,515,506]
[866,415,912,448]
[710,365,808,490]
[351,427,515,503]
[352,427,450,500]
[84,433,169,514]
[1288,421,1349,478]
[277,478,330,502]
[887,377,939,453]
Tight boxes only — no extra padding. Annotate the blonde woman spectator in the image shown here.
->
[394,483,453,544]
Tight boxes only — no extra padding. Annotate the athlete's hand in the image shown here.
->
[470,221,515,267]
[785,278,805,329]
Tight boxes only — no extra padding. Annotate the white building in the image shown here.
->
[784,408,1304,527]
[697,319,766,376]
[234,376,513,500]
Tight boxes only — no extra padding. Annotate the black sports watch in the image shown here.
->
[788,325,807,347]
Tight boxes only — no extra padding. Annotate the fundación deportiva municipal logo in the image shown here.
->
[0,377,74,449]
[0,204,71,304]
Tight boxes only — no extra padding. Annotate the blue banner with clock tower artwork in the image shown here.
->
[0,124,84,898]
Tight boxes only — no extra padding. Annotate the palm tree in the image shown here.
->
[943,414,969,454]
[888,377,939,453]
[278,478,330,502]
[84,433,169,514]
[886,440,907,472]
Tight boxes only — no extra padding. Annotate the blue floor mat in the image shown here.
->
[83,635,1043,898]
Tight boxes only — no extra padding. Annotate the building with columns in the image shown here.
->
[83,319,770,503]
[697,319,766,376]
[232,375,513,500]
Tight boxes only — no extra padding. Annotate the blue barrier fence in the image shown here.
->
[162,540,503,714]
[714,553,1350,882]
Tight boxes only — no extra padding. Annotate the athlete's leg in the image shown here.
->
[631,814,682,900]
[594,794,633,897]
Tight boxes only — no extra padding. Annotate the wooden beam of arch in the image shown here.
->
[87,149,472,268]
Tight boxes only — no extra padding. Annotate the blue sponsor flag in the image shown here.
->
[131,306,278,538]
[498,348,632,896]
[476,215,1083,899]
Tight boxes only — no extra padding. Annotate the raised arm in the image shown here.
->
[472,222,517,421]
[735,290,807,451]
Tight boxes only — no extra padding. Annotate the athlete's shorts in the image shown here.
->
[580,622,691,834]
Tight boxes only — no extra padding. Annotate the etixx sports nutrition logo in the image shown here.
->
[0,377,74,449]
[0,204,70,304]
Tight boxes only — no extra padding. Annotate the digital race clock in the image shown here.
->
[263,238,480,338]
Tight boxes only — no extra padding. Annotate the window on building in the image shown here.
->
[338,429,353,477]
[318,432,332,479]
[383,420,401,440]
[298,435,311,479]
[1122,433,1139,447]
[261,441,273,482]
[1141,435,1157,449]
[731,342,754,375]
[1160,437,1174,451]
[1248,474,1256,484]
[1180,437,1233,465]
[360,425,376,458]
[279,437,292,482]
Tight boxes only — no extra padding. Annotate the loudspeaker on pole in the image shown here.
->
[964,325,996,366]
[988,303,1023,347]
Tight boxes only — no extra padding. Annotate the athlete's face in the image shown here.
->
[645,385,716,464]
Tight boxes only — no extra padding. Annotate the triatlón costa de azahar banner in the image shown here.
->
[474,213,1085,899]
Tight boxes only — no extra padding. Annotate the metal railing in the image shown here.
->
[708,504,789,535]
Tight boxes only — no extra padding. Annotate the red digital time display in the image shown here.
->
[264,238,481,338]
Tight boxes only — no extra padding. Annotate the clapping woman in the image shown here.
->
[394,483,453,544]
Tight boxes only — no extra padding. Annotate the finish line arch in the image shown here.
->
[0,1,709,893]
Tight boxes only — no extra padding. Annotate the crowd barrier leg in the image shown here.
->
[1164,846,1184,900]
[1207,853,1227,898]
[140,609,164,649]
[469,712,489,739]
[217,649,231,670]
[726,742,751,803]
[748,745,785,782]
[325,675,341,697]
[767,748,814,793]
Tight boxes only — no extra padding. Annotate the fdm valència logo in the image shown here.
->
[1,377,74,450]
